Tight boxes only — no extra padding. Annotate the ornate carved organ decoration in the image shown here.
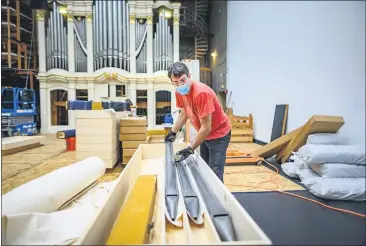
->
[93,0,130,71]
[45,1,68,71]
[153,8,173,72]
[135,19,147,73]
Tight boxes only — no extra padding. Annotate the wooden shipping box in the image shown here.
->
[120,117,147,127]
[75,110,128,168]
[120,126,147,134]
[122,148,136,157]
[122,140,147,149]
[119,134,146,141]
[75,143,272,245]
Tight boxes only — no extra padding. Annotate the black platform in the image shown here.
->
[233,162,366,245]
[234,191,365,245]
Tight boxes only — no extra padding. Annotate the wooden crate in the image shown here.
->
[75,143,272,245]
[75,110,128,168]
[227,109,254,143]
[120,117,148,165]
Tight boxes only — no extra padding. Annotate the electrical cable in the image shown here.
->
[225,144,366,219]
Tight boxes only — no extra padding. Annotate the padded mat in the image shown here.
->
[234,190,366,245]
[224,165,305,192]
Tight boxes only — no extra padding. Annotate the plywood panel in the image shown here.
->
[224,166,305,192]
[120,117,147,126]
[76,118,114,127]
[123,156,131,164]
[229,143,262,154]
[2,136,45,151]
[232,129,253,136]
[74,110,129,119]
[77,126,115,135]
[76,147,120,160]
[77,134,117,144]
[251,127,302,158]
[123,149,136,157]
[120,126,147,134]
[278,115,345,163]
[76,142,118,152]
[231,136,253,143]
[119,134,146,141]
[122,140,147,149]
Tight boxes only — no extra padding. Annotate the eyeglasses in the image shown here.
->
[171,75,188,87]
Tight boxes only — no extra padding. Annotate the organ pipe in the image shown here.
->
[45,1,68,71]
[93,0,129,71]
[113,0,118,67]
[153,8,173,72]
[136,20,147,73]
[93,5,96,70]
[73,17,87,72]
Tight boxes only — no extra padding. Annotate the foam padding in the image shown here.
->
[106,175,157,245]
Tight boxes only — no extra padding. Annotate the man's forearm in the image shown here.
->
[172,112,188,133]
[190,126,210,150]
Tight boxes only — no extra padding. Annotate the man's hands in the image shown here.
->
[164,130,177,142]
[174,146,194,162]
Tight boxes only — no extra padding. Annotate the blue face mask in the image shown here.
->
[176,82,191,95]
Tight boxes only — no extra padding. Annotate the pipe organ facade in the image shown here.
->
[45,1,68,71]
[36,1,186,134]
[93,0,130,71]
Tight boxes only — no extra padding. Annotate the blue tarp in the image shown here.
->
[68,100,92,110]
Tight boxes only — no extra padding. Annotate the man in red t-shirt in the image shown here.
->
[165,61,231,182]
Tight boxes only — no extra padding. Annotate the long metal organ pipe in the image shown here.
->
[74,17,87,72]
[93,0,129,71]
[153,9,173,72]
[135,21,147,73]
[45,1,68,71]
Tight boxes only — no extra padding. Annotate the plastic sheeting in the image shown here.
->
[306,133,340,145]
[297,144,366,165]
[310,163,366,179]
[297,169,366,201]
[281,162,302,178]
[68,100,92,110]
[2,157,106,216]
[2,181,117,245]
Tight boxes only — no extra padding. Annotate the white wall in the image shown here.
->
[94,84,109,99]
[227,1,365,145]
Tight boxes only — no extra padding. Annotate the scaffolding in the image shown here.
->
[1,0,38,88]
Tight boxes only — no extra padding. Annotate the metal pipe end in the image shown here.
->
[185,196,200,221]
[212,214,237,242]
[166,195,179,221]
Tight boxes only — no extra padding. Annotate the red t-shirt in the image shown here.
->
[176,81,231,140]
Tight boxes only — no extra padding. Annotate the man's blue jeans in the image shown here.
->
[199,131,231,182]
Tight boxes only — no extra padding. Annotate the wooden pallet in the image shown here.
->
[227,108,254,143]
[226,148,263,165]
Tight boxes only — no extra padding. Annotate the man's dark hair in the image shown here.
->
[167,61,190,79]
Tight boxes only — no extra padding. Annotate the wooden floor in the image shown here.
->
[229,142,263,154]
[1,136,303,195]
[1,135,123,195]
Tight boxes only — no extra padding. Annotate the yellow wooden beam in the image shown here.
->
[146,129,166,136]
[106,175,157,245]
